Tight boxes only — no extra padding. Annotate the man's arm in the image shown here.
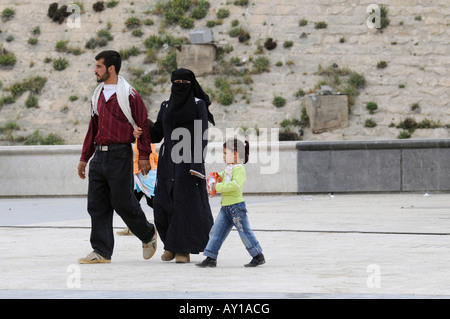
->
[130,90,151,175]
[78,117,97,179]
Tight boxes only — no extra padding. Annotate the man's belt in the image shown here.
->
[95,143,130,152]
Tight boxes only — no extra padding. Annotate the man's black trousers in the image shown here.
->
[87,144,155,259]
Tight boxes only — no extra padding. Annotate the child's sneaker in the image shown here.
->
[244,253,265,267]
[195,257,217,268]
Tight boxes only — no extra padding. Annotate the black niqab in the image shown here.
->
[165,68,215,125]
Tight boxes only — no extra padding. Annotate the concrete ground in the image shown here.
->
[0,193,450,299]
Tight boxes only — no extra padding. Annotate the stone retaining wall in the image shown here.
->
[296,139,450,192]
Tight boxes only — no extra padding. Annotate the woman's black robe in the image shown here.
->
[150,99,213,254]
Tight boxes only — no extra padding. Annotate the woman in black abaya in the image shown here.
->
[136,68,215,263]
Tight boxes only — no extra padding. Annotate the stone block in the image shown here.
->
[176,44,216,76]
[296,139,450,193]
[302,95,349,134]
[189,29,213,44]
[297,149,401,192]
[402,148,450,191]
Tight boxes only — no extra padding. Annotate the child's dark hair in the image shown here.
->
[223,138,250,164]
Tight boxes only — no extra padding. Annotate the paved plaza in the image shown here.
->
[0,193,450,299]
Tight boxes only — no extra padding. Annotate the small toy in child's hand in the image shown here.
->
[207,172,221,197]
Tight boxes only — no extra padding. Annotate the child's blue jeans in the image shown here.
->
[203,201,262,259]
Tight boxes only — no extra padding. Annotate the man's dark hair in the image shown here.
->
[95,50,121,74]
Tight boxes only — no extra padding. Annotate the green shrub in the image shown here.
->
[25,94,38,108]
[301,107,310,126]
[190,5,208,20]
[314,21,328,29]
[218,92,233,106]
[132,29,143,37]
[9,76,47,99]
[206,20,216,27]
[9,83,27,97]
[216,8,230,19]
[3,121,20,132]
[28,37,38,45]
[364,118,377,127]
[234,0,249,5]
[0,53,16,67]
[32,26,41,36]
[273,96,286,107]
[158,52,177,73]
[252,56,270,73]
[366,101,378,114]
[1,8,15,21]
[279,132,300,141]
[397,131,411,139]
[97,29,113,41]
[377,60,388,69]
[159,0,193,25]
[125,17,141,29]
[24,131,65,145]
[24,76,47,94]
[381,5,390,29]
[180,16,194,29]
[396,117,417,133]
[283,40,294,48]
[294,88,305,98]
[53,57,69,71]
[348,72,366,89]
[106,0,119,8]
[85,38,97,49]
[119,46,140,60]
[417,118,432,128]
[229,27,243,37]
[280,119,291,128]
[144,34,183,50]
[55,40,69,52]
[42,133,65,145]
[1,95,15,105]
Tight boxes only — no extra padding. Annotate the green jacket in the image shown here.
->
[215,164,246,206]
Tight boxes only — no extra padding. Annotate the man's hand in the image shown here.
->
[139,159,151,176]
[133,127,143,139]
[78,161,87,179]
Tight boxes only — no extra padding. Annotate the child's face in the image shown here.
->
[223,147,237,164]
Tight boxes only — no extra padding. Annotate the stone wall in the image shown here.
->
[0,142,297,196]
[0,0,449,145]
[297,138,450,193]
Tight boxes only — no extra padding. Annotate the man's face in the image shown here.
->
[94,58,110,83]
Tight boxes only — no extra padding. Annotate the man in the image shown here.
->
[77,50,157,264]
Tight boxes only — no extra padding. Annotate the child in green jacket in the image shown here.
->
[196,138,265,268]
